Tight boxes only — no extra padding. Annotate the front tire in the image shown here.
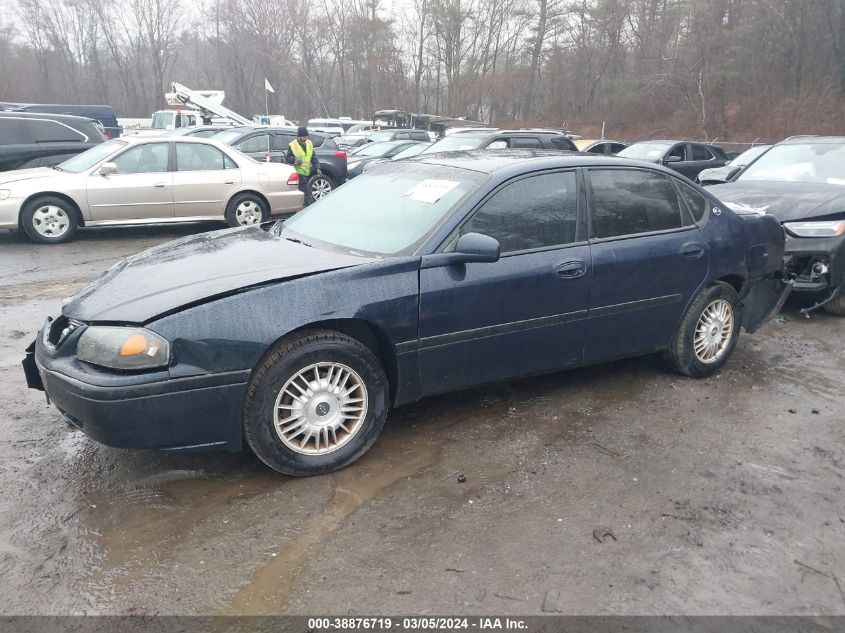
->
[21,196,79,244]
[243,330,389,476]
[225,192,269,227]
[665,282,741,378]
[822,275,845,315]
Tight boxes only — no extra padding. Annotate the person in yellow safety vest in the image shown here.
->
[285,126,321,205]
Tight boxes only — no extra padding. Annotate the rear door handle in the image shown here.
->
[556,260,587,279]
[224,180,235,185]
[681,243,705,258]
[153,183,167,188]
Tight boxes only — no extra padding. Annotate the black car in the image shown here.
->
[24,150,789,476]
[213,126,348,202]
[346,140,424,178]
[708,136,845,315]
[696,145,772,185]
[618,141,730,180]
[423,129,578,153]
[0,102,121,139]
[0,112,106,172]
[574,139,629,154]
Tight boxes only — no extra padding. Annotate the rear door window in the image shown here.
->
[690,144,709,161]
[589,168,685,238]
[238,134,270,153]
[510,136,541,149]
[176,143,236,171]
[31,119,86,143]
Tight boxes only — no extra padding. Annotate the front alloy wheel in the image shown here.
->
[244,330,389,476]
[274,362,368,455]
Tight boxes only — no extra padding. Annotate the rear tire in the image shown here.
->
[243,330,389,476]
[225,192,269,227]
[20,196,79,244]
[307,173,334,203]
[665,282,741,378]
[822,276,845,315]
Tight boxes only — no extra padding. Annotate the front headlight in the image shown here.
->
[0,190,10,200]
[77,326,170,370]
[783,220,845,238]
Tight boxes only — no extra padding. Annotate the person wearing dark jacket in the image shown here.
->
[285,126,321,205]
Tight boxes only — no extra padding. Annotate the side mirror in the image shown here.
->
[98,162,117,176]
[420,232,501,269]
[664,155,683,163]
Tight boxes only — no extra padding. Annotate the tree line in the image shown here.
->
[1,0,843,140]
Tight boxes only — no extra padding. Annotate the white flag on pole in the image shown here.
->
[264,78,275,93]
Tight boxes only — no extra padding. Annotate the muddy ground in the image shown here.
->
[0,224,843,616]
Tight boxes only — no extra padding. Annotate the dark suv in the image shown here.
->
[0,112,106,172]
[214,126,348,201]
[618,140,729,180]
[0,103,121,139]
[422,129,578,154]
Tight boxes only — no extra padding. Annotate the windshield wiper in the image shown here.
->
[52,165,64,171]
[284,236,313,248]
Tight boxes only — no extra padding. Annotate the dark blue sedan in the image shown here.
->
[24,150,790,475]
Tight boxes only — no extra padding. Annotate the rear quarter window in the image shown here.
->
[551,136,576,151]
[674,179,709,225]
[31,119,87,143]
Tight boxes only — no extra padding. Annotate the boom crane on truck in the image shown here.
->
[164,82,251,126]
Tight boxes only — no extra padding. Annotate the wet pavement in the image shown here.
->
[0,224,844,616]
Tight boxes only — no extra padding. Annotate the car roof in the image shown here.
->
[449,129,566,139]
[407,148,673,175]
[0,110,98,125]
[119,135,232,147]
[778,135,845,145]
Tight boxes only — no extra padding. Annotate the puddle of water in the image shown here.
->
[219,438,439,615]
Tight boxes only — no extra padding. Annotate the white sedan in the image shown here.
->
[0,137,303,243]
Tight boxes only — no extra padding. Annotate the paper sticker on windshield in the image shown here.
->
[403,179,460,204]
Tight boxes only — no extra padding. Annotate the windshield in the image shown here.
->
[731,145,770,166]
[346,124,370,134]
[617,143,672,159]
[351,142,401,158]
[151,112,175,130]
[56,139,127,173]
[738,143,845,185]
[393,143,430,160]
[281,163,486,256]
[421,136,486,154]
[212,130,245,145]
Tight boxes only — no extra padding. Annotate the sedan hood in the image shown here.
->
[709,181,845,222]
[0,167,55,185]
[63,227,375,323]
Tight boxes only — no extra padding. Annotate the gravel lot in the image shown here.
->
[0,224,843,616]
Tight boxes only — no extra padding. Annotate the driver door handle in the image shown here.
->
[224,180,235,185]
[153,183,167,188]
[556,260,587,279]
[681,243,705,258]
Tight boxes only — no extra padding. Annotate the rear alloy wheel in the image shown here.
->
[225,193,269,227]
[21,196,79,244]
[308,174,334,202]
[243,330,388,476]
[665,282,741,377]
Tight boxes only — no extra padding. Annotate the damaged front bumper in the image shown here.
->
[784,233,845,293]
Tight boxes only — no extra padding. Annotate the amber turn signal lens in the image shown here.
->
[120,333,150,356]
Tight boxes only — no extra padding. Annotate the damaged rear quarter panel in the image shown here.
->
[146,257,422,402]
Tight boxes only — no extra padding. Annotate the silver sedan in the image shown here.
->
[0,137,304,243]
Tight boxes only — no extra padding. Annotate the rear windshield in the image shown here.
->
[421,136,486,153]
